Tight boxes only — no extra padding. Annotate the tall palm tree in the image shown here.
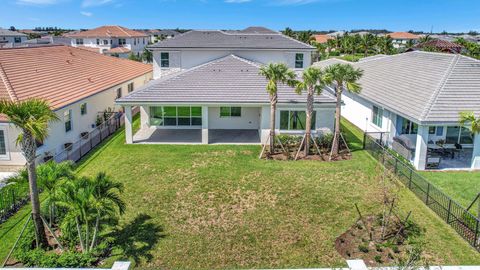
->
[324,64,363,156]
[377,36,394,54]
[0,99,59,247]
[360,33,375,57]
[259,63,297,154]
[295,67,327,156]
[310,40,327,61]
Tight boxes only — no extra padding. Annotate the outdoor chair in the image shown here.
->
[454,143,464,159]
[426,156,441,169]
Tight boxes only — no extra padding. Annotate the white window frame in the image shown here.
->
[219,107,241,118]
[160,52,169,68]
[116,88,122,99]
[295,53,304,69]
[371,106,383,128]
[75,38,83,45]
[80,103,87,116]
[64,109,72,133]
[128,82,134,93]
[0,127,10,160]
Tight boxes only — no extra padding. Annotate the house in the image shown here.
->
[116,27,336,145]
[67,25,149,58]
[313,51,480,170]
[0,45,152,168]
[413,39,463,54]
[0,29,28,48]
[386,32,419,48]
[142,29,181,43]
[312,34,333,44]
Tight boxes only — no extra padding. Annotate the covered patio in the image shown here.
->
[132,128,260,144]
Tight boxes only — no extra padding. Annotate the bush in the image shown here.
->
[16,249,96,268]
[316,133,333,150]
[358,244,369,253]
[374,255,383,263]
[276,134,303,147]
[329,51,340,56]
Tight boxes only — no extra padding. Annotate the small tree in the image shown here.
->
[0,99,59,247]
[142,48,153,63]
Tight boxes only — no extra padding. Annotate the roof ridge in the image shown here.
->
[420,54,460,121]
[281,33,316,49]
[116,25,131,37]
[0,62,19,102]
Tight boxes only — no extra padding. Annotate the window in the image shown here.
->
[280,110,316,130]
[116,88,122,99]
[401,119,418,135]
[119,38,126,45]
[372,106,383,127]
[96,39,100,45]
[429,126,436,135]
[436,126,444,136]
[446,126,473,144]
[134,39,137,45]
[220,107,241,117]
[295,53,304,68]
[14,37,21,43]
[75,38,84,45]
[64,110,72,132]
[128,82,134,93]
[80,103,87,115]
[0,130,6,155]
[160,52,169,68]
[103,40,108,45]
[149,106,202,126]
[143,38,145,44]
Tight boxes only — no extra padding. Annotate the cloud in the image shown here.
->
[81,0,114,7]
[225,0,251,3]
[16,0,62,5]
[80,11,93,16]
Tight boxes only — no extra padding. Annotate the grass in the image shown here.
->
[419,170,480,209]
[1,118,480,269]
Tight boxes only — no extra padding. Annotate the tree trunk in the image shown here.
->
[364,46,368,58]
[21,131,47,247]
[332,85,342,156]
[75,216,85,252]
[90,214,100,251]
[85,218,89,252]
[269,93,277,154]
[305,87,314,156]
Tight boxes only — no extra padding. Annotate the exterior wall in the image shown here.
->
[1,72,152,166]
[71,37,148,55]
[0,35,28,46]
[208,107,260,129]
[152,49,313,79]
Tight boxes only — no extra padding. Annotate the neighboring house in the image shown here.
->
[23,35,72,46]
[327,31,345,38]
[412,40,463,54]
[67,25,149,58]
[386,32,419,48]
[313,51,480,170]
[312,34,333,44]
[142,29,181,43]
[0,29,28,48]
[0,45,152,168]
[116,27,336,145]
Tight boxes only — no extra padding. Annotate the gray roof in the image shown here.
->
[117,55,335,105]
[0,28,27,37]
[313,51,480,124]
[148,27,314,50]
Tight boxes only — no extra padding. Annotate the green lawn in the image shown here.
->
[1,119,480,269]
[419,170,480,209]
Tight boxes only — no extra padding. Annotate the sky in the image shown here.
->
[1,0,479,33]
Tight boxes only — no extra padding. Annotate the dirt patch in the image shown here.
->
[335,215,423,266]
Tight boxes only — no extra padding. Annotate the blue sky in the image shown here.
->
[1,0,479,32]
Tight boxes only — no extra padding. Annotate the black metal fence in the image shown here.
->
[363,132,480,250]
[0,182,29,223]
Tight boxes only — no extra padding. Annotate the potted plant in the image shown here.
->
[43,151,53,162]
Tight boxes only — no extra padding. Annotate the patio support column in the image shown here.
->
[471,134,480,169]
[202,106,208,144]
[413,125,428,170]
[124,105,133,144]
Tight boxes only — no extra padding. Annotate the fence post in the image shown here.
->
[363,132,367,149]
[394,159,398,174]
[380,133,383,146]
[426,183,430,205]
[447,199,452,223]
[408,169,413,189]
[475,220,479,248]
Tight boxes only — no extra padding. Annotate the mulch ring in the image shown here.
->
[335,215,415,266]
[265,150,352,161]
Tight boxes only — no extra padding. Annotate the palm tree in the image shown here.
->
[406,39,415,49]
[377,36,394,54]
[418,34,433,44]
[324,64,363,156]
[283,27,296,39]
[295,67,327,156]
[310,41,327,61]
[360,33,375,57]
[142,48,153,63]
[259,63,297,154]
[0,99,59,247]
[459,112,480,135]
[326,38,336,54]
[89,172,125,250]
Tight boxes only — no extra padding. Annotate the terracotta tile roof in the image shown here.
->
[312,34,333,44]
[77,46,101,53]
[105,47,131,54]
[0,45,152,112]
[415,39,463,53]
[387,32,419,40]
[67,25,148,38]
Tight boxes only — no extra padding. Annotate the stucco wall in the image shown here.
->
[1,72,152,166]
[72,37,147,54]
[208,107,260,129]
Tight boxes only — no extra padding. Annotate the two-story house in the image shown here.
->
[116,27,337,145]
[386,32,420,48]
[68,25,149,58]
[0,29,28,48]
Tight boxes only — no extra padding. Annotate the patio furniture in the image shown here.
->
[426,156,441,169]
[454,143,465,159]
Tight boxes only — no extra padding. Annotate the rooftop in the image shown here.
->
[313,51,480,124]
[312,34,333,44]
[387,32,420,40]
[117,55,335,105]
[66,25,148,38]
[148,27,314,50]
[0,28,27,37]
[0,45,152,112]
[415,39,463,53]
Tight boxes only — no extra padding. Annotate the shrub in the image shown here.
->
[16,249,96,268]
[316,133,333,149]
[277,134,303,147]
[329,51,340,56]
[358,244,369,253]
[374,255,383,263]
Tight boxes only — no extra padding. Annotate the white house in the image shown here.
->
[384,32,420,48]
[0,29,28,48]
[67,25,149,58]
[314,51,480,170]
[116,27,336,145]
[0,45,152,168]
